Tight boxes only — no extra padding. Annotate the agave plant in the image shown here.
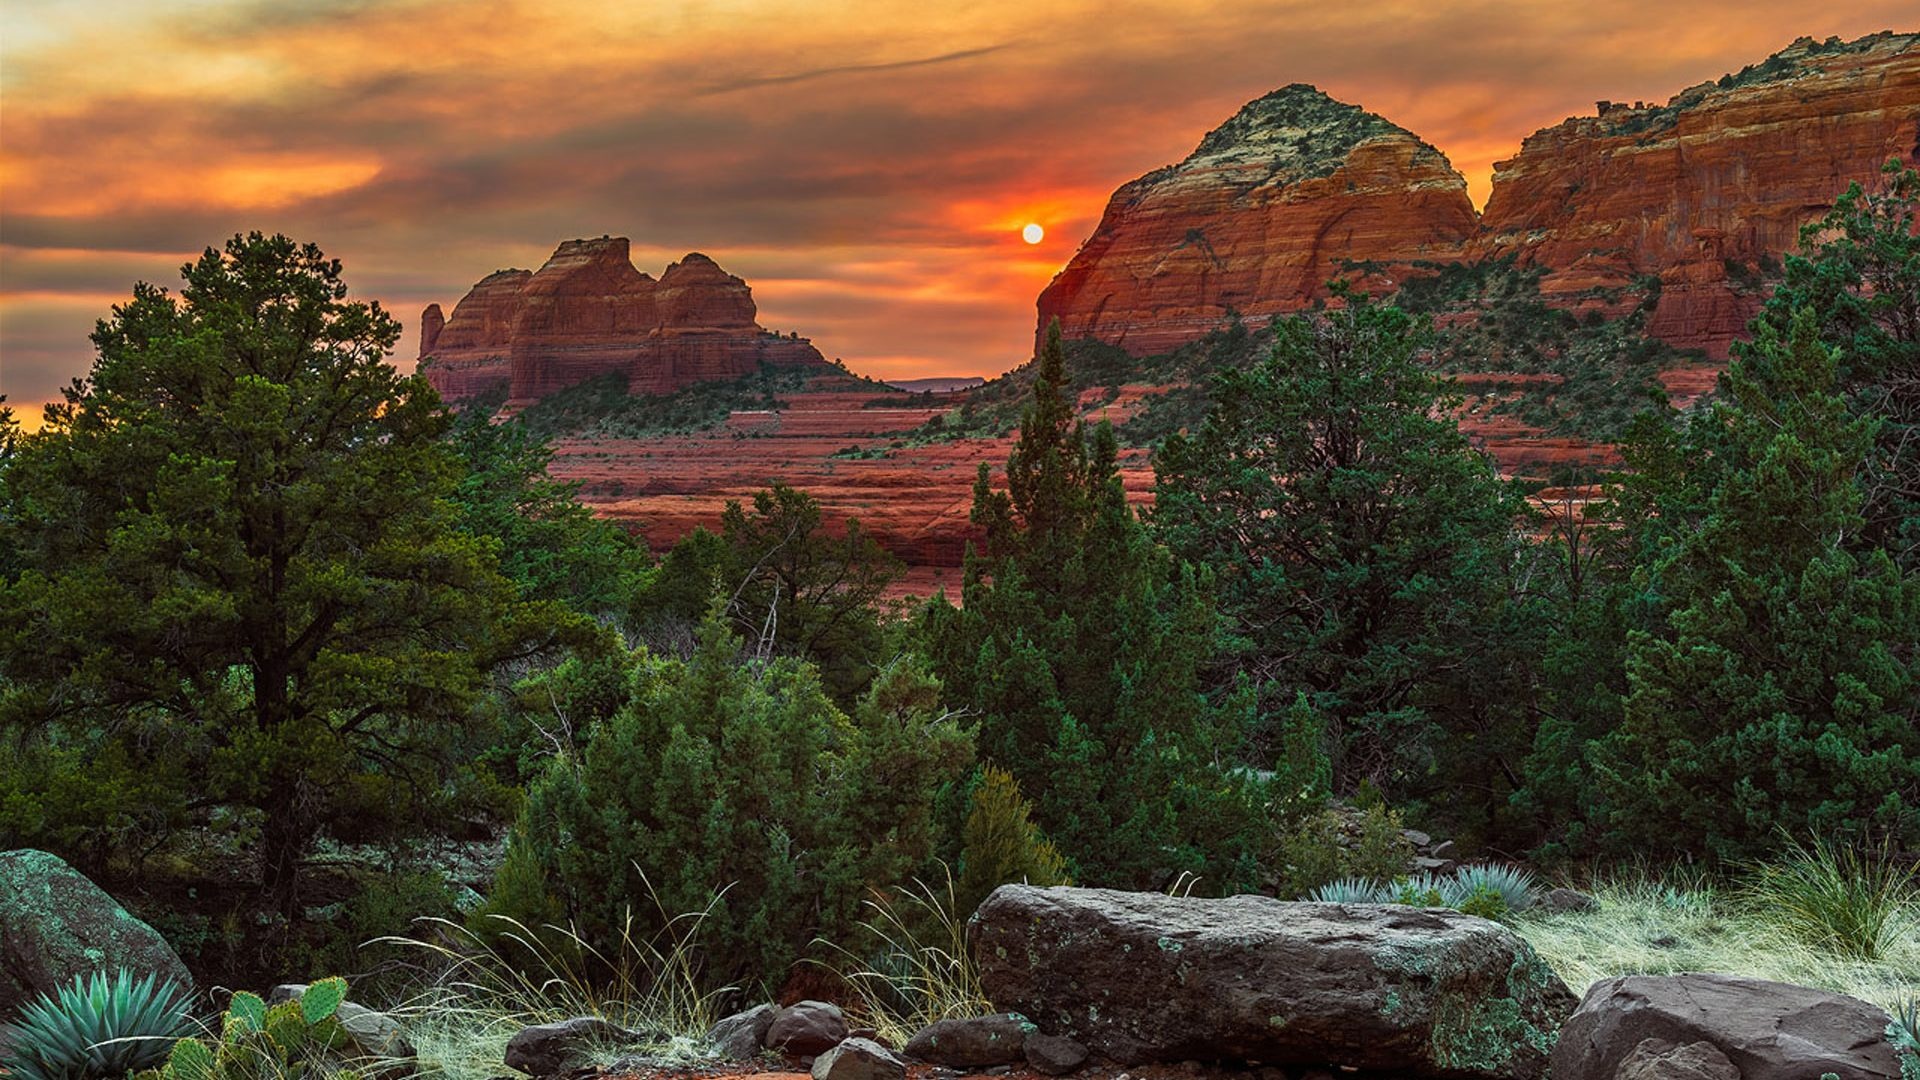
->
[3,969,196,1080]
[1889,996,1920,1080]
[1453,862,1539,913]
[1309,877,1385,904]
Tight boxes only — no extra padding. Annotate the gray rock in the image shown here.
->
[1614,1039,1741,1080]
[505,1017,640,1077]
[1542,887,1599,914]
[905,1013,1034,1067]
[0,849,193,1016]
[706,1003,777,1059]
[969,885,1574,1078]
[1024,1033,1090,1075]
[1549,974,1902,1080]
[811,1038,907,1080]
[267,984,415,1064]
[767,1000,849,1057]
[1401,829,1433,848]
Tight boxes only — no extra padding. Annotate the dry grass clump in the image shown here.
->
[816,868,992,1046]
[1514,853,1919,1016]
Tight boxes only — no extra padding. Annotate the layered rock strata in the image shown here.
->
[1039,33,1920,359]
[419,238,828,405]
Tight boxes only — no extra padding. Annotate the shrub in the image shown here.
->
[5,970,195,1080]
[1275,804,1411,898]
[955,766,1070,916]
[1452,862,1540,913]
[1742,835,1917,960]
[501,617,972,991]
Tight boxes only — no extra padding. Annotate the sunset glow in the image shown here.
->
[2,0,1913,419]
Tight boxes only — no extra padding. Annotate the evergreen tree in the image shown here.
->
[1751,159,1920,567]
[1596,309,1920,857]
[0,234,572,912]
[955,765,1069,915]
[920,322,1268,892]
[1153,294,1528,816]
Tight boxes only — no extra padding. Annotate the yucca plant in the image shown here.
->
[1743,835,1917,960]
[4,970,196,1080]
[1888,996,1919,1080]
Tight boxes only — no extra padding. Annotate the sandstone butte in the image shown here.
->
[418,237,830,407]
[1036,32,1920,362]
[506,33,1920,598]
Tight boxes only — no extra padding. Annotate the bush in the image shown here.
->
[1276,804,1411,899]
[139,977,363,1080]
[955,766,1070,916]
[5,970,194,1080]
[499,616,972,991]
[1741,835,1917,960]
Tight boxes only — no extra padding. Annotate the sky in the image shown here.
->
[3,0,1914,428]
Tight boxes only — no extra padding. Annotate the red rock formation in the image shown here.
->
[419,239,828,404]
[1036,85,1480,355]
[1041,34,1920,360]
[1477,32,1920,358]
[419,303,445,359]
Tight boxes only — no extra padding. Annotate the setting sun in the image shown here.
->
[1022,222,1045,245]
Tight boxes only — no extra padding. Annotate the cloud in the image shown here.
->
[3,0,1915,410]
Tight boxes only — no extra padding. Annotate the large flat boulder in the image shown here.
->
[968,885,1575,1079]
[1549,974,1903,1080]
[0,849,192,1015]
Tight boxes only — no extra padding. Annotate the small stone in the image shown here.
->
[1428,840,1456,859]
[812,1037,907,1080]
[768,1000,849,1057]
[705,1003,777,1059]
[505,1017,639,1077]
[905,1013,1032,1068]
[1401,828,1433,848]
[1025,1033,1090,1076]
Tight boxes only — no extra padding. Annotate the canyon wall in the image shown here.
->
[1040,32,1920,360]
[419,238,828,405]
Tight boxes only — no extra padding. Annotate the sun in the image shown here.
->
[1021,222,1044,244]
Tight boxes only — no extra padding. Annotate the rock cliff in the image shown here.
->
[1036,85,1479,355]
[419,238,828,405]
[1040,33,1920,359]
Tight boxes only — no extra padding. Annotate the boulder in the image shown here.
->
[767,1000,849,1057]
[1025,1033,1091,1075]
[1549,974,1903,1080]
[904,1013,1034,1067]
[706,1002,778,1059]
[0,849,193,1016]
[504,1017,642,1076]
[969,885,1575,1078]
[1542,888,1599,914]
[811,1037,907,1080]
[1615,1038,1741,1080]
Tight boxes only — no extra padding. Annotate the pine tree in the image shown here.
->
[1596,309,1920,857]
[920,322,1268,892]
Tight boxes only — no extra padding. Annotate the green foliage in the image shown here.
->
[0,234,578,913]
[292,869,460,1002]
[1306,861,1535,922]
[1751,158,1920,569]
[630,483,901,703]
[1276,803,1411,899]
[955,765,1070,916]
[4,970,195,1080]
[818,871,992,1047]
[1888,997,1920,1080]
[1154,293,1532,816]
[508,366,821,441]
[446,409,650,618]
[1597,309,1920,858]
[921,322,1270,892]
[1740,835,1917,961]
[497,615,971,990]
[140,978,358,1080]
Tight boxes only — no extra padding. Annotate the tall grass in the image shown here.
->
[1513,855,1919,1017]
[1741,834,1917,960]
[378,891,731,1080]
[815,868,991,1046]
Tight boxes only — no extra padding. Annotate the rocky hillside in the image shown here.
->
[1035,84,1479,355]
[418,238,830,406]
[1040,32,1920,361]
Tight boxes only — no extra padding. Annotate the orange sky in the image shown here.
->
[3,0,1915,419]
